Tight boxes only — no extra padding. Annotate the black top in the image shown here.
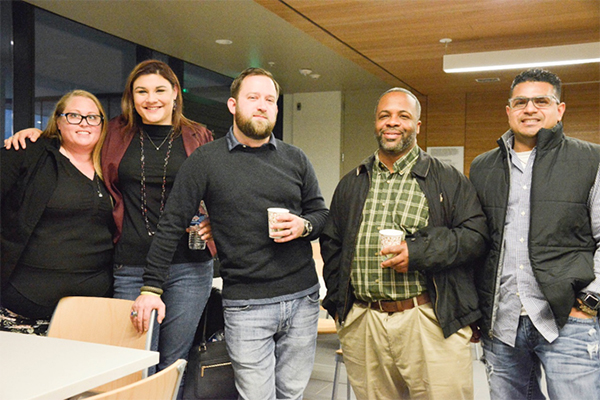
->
[3,153,114,318]
[115,124,211,265]
[144,129,329,301]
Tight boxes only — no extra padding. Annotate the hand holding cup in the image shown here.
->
[379,229,405,259]
[268,208,289,238]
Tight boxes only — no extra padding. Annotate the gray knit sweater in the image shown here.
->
[144,129,328,301]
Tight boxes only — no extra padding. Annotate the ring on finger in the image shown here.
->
[131,310,138,318]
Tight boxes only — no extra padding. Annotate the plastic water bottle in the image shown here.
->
[188,214,206,250]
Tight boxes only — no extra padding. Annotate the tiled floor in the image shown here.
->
[304,334,491,400]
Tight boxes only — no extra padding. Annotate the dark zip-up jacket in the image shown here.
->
[470,123,600,336]
[321,149,488,338]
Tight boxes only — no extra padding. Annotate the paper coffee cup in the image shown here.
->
[379,229,405,259]
[268,208,289,238]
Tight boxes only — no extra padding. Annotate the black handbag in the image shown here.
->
[183,288,238,400]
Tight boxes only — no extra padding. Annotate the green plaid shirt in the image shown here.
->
[351,146,429,302]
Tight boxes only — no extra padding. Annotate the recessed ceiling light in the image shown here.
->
[215,39,232,45]
[309,73,320,79]
[299,68,313,76]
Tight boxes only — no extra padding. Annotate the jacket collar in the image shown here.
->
[498,122,564,155]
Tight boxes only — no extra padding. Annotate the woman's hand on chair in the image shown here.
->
[131,294,166,334]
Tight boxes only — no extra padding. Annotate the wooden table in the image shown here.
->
[0,331,159,400]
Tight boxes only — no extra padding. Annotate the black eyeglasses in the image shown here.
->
[507,95,559,110]
[59,112,104,126]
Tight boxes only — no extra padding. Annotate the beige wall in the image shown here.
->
[283,92,342,207]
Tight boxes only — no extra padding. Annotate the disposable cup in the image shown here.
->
[268,208,289,238]
[379,229,405,259]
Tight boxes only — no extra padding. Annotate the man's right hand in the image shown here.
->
[4,128,42,150]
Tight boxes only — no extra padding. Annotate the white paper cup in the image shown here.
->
[268,208,289,238]
[379,229,405,259]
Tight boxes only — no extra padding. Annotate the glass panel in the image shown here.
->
[1,1,13,138]
[34,8,136,129]
[183,62,233,139]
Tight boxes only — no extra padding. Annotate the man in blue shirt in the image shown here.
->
[470,69,600,399]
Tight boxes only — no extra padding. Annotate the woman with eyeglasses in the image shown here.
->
[1,90,114,335]
[5,61,215,377]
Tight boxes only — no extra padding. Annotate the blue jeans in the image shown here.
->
[113,261,213,372]
[223,292,320,400]
[482,315,600,400]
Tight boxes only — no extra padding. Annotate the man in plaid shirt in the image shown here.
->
[320,87,487,400]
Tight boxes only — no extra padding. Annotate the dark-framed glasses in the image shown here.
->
[59,112,104,126]
[508,95,559,110]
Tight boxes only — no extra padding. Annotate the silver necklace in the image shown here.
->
[140,128,174,236]
[144,130,171,151]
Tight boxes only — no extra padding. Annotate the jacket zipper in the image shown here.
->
[489,140,512,338]
[432,276,440,315]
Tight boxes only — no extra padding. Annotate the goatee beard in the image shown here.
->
[376,129,416,155]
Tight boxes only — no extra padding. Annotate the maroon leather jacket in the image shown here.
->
[101,116,215,254]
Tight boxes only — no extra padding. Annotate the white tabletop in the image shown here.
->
[0,331,159,400]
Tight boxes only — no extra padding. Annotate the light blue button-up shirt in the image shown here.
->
[495,135,600,346]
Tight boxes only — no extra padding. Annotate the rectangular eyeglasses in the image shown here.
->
[508,95,559,110]
[59,112,104,126]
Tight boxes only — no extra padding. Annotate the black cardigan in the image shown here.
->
[1,138,61,288]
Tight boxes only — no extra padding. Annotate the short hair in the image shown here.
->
[42,90,108,180]
[121,59,194,135]
[375,87,422,120]
[510,69,562,99]
[230,67,280,100]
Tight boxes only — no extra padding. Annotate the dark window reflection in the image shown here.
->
[183,62,232,139]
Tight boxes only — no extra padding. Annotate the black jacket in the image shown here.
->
[1,138,61,288]
[470,123,600,335]
[321,149,488,338]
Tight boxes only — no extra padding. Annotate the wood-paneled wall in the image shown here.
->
[425,83,600,176]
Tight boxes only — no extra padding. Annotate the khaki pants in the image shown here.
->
[338,302,473,400]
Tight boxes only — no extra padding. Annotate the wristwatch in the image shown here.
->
[576,292,600,316]
[300,219,313,238]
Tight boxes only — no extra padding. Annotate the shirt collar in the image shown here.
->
[374,145,420,175]
[226,126,277,151]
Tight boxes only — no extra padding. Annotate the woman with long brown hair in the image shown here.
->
[102,60,214,375]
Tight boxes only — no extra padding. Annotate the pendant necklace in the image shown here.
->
[94,174,104,197]
[140,128,174,236]
[144,130,171,151]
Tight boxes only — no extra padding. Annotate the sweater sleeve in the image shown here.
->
[143,150,207,289]
[1,139,41,199]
